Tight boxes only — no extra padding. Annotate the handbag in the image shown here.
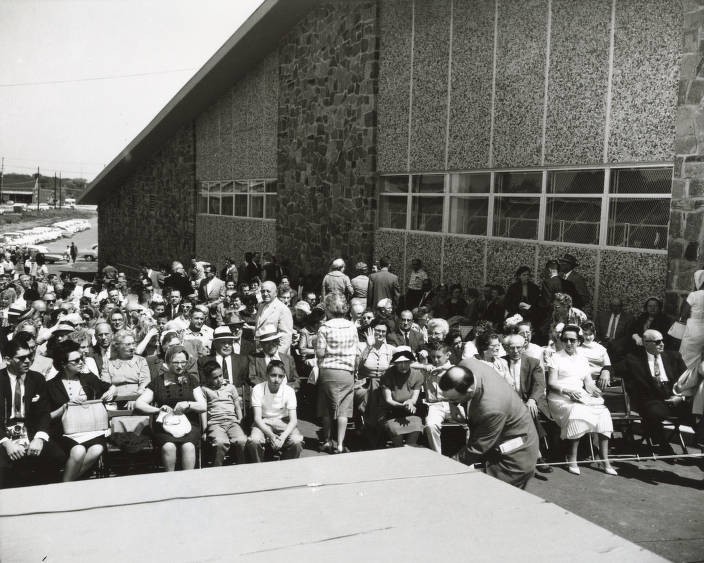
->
[667,321,686,340]
[61,400,109,434]
[157,412,192,438]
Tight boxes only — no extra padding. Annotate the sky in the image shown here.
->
[0,0,265,182]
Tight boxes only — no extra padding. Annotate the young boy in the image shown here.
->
[201,360,247,466]
[422,343,466,453]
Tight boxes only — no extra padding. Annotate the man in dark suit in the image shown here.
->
[162,261,192,298]
[387,310,424,352]
[90,322,113,375]
[559,254,590,312]
[440,357,539,489]
[165,288,183,320]
[200,326,250,400]
[248,326,298,391]
[503,334,553,473]
[0,339,65,488]
[615,329,690,456]
[596,297,634,362]
[367,257,401,311]
[198,264,226,327]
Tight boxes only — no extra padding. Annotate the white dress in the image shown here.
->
[547,350,613,440]
[679,290,704,415]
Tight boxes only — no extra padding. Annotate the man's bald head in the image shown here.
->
[439,365,475,401]
[643,329,664,355]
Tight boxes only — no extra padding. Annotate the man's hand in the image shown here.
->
[525,398,538,418]
[665,395,685,405]
[598,370,610,390]
[3,440,26,461]
[268,434,282,451]
[27,438,44,457]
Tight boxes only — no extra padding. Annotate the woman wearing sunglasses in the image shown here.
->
[546,324,616,476]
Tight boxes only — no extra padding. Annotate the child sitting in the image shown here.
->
[201,360,247,466]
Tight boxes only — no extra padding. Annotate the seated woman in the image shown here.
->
[46,340,116,481]
[546,324,617,476]
[475,331,510,380]
[135,345,206,471]
[578,321,612,389]
[67,328,100,377]
[379,347,424,447]
[101,329,150,400]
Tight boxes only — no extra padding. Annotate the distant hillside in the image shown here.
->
[0,173,89,202]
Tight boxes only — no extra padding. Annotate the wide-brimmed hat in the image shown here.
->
[53,323,75,336]
[224,313,245,328]
[8,303,32,321]
[558,253,578,268]
[256,323,282,342]
[212,326,236,341]
[391,346,415,363]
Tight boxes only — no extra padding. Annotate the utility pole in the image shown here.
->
[0,156,4,204]
[58,171,62,208]
[36,166,40,211]
[53,173,57,209]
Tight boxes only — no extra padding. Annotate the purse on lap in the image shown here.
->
[61,400,109,434]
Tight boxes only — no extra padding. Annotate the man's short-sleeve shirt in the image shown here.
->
[250,381,297,419]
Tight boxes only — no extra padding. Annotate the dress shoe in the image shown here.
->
[536,457,553,473]
[566,459,580,475]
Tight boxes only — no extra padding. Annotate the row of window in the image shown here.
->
[378,167,672,250]
[198,179,277,219]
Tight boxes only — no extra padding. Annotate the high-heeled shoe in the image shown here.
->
[566,458,580,475]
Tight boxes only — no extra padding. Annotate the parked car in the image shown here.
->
[80,244,98,261]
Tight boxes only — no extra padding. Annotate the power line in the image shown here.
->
[0,67,196,88]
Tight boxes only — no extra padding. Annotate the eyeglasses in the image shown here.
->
[67,357,85,365]
[170,361,187,366]
[561,338,578,343]
[13,355,31,362]
[644,339,664,345]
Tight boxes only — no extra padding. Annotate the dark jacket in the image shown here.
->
[0,369,52,441]
[45,371,111,438]
[616,350,686,409]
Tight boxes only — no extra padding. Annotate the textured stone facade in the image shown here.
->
[277,0,379,283]
[98,125,196,270]
[196,215,275,266]
[667,1,704,315]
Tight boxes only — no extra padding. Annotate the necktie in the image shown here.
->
[221,356,230,383]
[653,358,663,389]
[404,332,409,346]
[13,375,22,418]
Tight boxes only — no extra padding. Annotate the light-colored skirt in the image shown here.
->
[548,393,613,440]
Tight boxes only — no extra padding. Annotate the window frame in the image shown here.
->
[198,178,277,221]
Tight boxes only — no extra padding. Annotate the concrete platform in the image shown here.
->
[0,448,665,562]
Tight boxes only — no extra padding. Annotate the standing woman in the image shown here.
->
[135,345,206,471]
[315,293,360,454]
[630,297,671,348]
[546,324,616,476]
[677,270,704,372]
[46,340,116,481]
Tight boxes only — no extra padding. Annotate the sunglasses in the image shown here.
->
[561,337,578,343]
[644,339,664,345]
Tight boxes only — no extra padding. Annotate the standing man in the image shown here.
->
[69,242,78,264]
[198,264,226,327]
[597,298,633,363]
[440,357,539,488]
[367,257,400,311]
[559,254,589,312]
[405,258,428,310]
[255,281,293,355]
[321,258,353,300]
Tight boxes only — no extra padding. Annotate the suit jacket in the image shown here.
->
[198,352,249,388]
[456,358,539,479]
[563,271,589,309]
[0,369,51,440]
[165,303,182,321]
[596,310,634,341]
[162,273,192,298]
[255,299,293,354]
[367,269,401,309]
[387,328,424,352]
[45,371,111,438]
[616,350,686,409]
[503,355,546,404]
[504,282,541,317]
[198,277,226,309]
[247,352,298,390]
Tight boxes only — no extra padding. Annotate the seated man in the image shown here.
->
[200,360,247,466]
[388,309,424,353]
[422,343,466,454]
[248,324,298,390]
[616,329,690,458]
[0,339,65,488]
[246,360,303,462]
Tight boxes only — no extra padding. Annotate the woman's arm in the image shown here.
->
[136,357,151,393]
[134,388,160,414]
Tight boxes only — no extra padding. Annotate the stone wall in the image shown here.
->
[277,0,379,283]
[98,125,196,271]
[668,1,704,315]
[195,215,275,267]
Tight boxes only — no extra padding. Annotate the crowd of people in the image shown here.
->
[1,249,702,490]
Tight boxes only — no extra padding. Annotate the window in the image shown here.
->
[378,165,671,251]
[199,178,277,219]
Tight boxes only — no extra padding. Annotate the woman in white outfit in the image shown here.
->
[546,324,616,476]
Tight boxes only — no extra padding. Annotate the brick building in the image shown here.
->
[82,0,703,317]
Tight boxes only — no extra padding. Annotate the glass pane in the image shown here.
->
[448,197,488,235]
[610,167,672,194]
[411,174,444,194]
[221,194,234,216]
[496,171,542,194]
[220,181,234,194]
[234,194,248,217]
[198,194,209,214]
[450,173,490,194]
[549,169,604,194]
[378,195,407,229]
[545,198,601,244]
[265,180,277,193]
[493,197,540,239]
[250,195,264,218]
[607,198,669,249]
[265,195,277,218]
[251,181,265,194]
[410,196,443,232]
[208,194,221,215]
[381,176,409,194]
[234,180,248,193]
